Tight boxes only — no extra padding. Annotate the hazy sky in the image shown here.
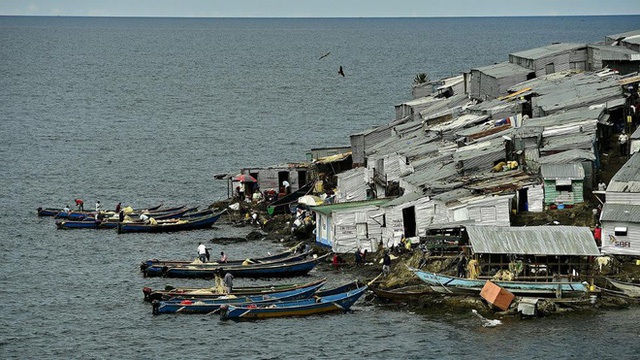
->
[1,0,639,17]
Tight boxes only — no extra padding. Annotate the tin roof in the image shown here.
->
[600,203,640,222]
[589,44,640,61]
[540,163,585,180]
[607,152,640,193]
[472,61,532,79]
[312,199,391,215]
[537,149,596,164]
[606,29,640,46]
[509,43,586,60]
[466,225,600,256]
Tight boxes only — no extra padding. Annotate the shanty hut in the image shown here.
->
[465,225,600,281]
[468,61,533,101]
[313,199,390,253]
[605,29,640,52]
[540,163,585,206]
[508,43,588,76]
[605,151,640,205]
[600,203,640,256]
[241,163,308,195]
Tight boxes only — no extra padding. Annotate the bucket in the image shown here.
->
[636,259,640,266]
[590,295,597,304]
[557,204,565,210]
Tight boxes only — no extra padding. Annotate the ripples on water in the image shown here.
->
[2,16,640,359]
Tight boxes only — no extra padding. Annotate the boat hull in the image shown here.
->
[220,285,367,320]
[152,281,325,315]
[410,268,587,298]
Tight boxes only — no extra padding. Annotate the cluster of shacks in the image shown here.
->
[238,29,640,270]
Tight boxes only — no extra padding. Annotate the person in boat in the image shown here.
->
[457,254,468,278]
[115,202,121,213]
[95,200,102,213]
[197,242,207,263]
[382,251,391,276]
[75,198,84,211]
[223,270,234,293]
[63,205,70,213]
[220,251,228,263]
[139,213,149,223]
[118,210,125,223]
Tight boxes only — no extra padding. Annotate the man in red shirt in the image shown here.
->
[75,199,84,211]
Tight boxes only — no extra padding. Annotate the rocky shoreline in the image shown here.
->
[207,198,640,320]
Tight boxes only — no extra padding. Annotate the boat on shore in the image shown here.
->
[151,280,326,315]
[605,278,640,298]
[409,267,588,298]
[117,210,225,234]
[219,284,368,320]
[143,277,326,302]
[154,253,329,279]
[371,284,433,302]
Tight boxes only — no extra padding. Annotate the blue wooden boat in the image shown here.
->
[37,207,62,216]
[55,219,116,230]
[143,277,326,302]
[151,280,325,315]
[219,284,368,320]
[140,242,304,273]
[156,253,329,279]
[117,210,225,234]
[179,208,216,219]
[408,267,587,298]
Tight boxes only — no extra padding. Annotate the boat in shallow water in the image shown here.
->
[139,242,304,273]
[151,280,326,315]
[117,210,225,233]
[219,284,368,320]
[152,253,329,279]
[143,277,327,302]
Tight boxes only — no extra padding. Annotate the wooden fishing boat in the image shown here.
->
[409,267,588,298]
[370,284,433,302]
[140,242,304,273]
[219,284,368,320]
[38,203,163,217]
[151,281,325,315]
[179,208,216,219]
[156,253,329,279]
[55,219,116,230]
[143,277,326,302]
[142,250,311,277]
[606,278,640,298]
[117,211,225,234]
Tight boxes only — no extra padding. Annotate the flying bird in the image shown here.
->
[319,52,331,60]
[338,66,345,77]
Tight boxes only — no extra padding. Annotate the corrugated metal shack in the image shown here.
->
[313,199,390,253]
[241,163,309,194]
[600,203,640,256]
[465,225,600,281]
[468,61,533,101]
[605,151,640,204]
[588,44,640,75]
[601,151,640,255]
[509,43,588,76]
[507,71,625,117]
[631,126,640,154]
[335,167,370,203]
[540,163,585,206]
[605,29,640,52]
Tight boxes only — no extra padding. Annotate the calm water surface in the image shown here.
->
[1,16,640,359]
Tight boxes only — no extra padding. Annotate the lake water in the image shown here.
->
[1,15,640,359]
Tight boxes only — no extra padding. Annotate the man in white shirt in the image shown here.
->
[282,180,290,194]
[197,242,208,263]
[619,132,628,155]
[95,200,102,212]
